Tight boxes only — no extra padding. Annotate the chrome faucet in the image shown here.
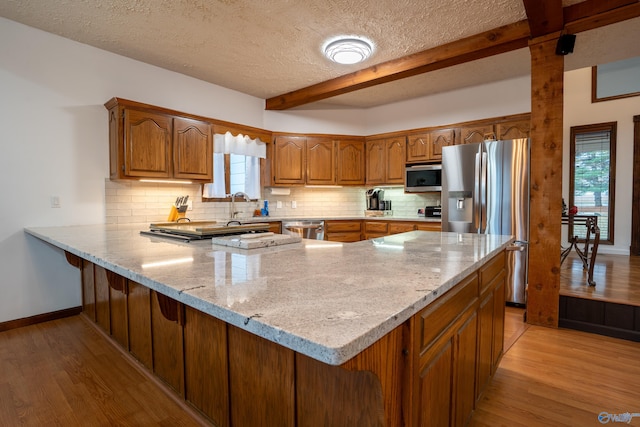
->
[228,191,251,218]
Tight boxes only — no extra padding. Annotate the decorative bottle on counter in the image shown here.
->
[261,200,269,216]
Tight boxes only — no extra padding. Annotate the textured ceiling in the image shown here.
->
[1,0,639,109]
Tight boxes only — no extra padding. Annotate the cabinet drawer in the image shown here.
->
[364,221,388,233]
[417,272,478,354]
[480,252,505,295]
[415,222,441,232]
[326,232,361,242]
[325,221,362,233]
[388,223,416,235]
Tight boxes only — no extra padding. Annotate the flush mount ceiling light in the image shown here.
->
[324,37,373,64]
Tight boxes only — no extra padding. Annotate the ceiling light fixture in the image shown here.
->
[324,37,373,65]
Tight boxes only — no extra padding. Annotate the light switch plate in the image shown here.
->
[291,201,297,209]
[277,201,283,209]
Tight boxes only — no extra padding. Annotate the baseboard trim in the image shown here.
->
[0,306,82,332]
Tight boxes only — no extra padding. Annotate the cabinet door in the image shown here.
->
[184,306,230,427]
[495,119,530,140]
[124,109,172,178]
[151,291,185,396]
[81,259,96,321]
[430,129,455,160]
[492,278,506,372]
[454,311,478,427]
[94,265,111,333]
[306,138,335,185]
[365,139,386,184]
[388,222,415,235]
[416,335,454,426]
[407,134,430,163]
[107,271,129,349]
[459,125,495,144]
[415,222,441,232]
[128,281,152,370]
[274,136,306,184]
[336,140,365,185]
[173,117,212,181]
[386,137,406,184]
[476,291,494,399]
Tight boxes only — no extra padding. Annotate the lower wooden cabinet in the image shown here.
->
[127,281,152,369]
[325,220,362,242]
[81,259,96,322]
[151,290,185,396]
[388,222,416,235]
[77,250,505,427]
[184,306,230,427]
[415,222,442,232]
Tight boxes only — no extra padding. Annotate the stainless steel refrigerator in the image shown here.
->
[441,138,529,305]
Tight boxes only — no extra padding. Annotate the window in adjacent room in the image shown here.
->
[569,122,616,244]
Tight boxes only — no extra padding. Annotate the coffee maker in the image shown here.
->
[366,188,384,210]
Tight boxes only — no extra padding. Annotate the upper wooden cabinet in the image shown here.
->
[366,136,406,185]
[459,124,496,144]
[336,139,365,185]
[106,98,213,182]
[272,135,365,186]
[495,119,530,140]
[407,129,455,163]
[273,136,306,185]
[306,137,335,185]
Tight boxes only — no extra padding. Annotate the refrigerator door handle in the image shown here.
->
[480,151,488,233]
[474,151,481,231]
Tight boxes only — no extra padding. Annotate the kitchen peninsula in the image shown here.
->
[25,225,512,426]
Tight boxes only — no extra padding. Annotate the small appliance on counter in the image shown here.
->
[366,188,384,210]
[424,206,442,218]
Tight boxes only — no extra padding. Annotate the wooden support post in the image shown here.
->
[527,33,564,327]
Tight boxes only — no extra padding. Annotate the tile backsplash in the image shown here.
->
[105,179,441,224]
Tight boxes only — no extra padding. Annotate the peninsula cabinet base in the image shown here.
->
[74,250,505,427]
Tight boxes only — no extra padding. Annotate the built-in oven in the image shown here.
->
[405,164,442,192]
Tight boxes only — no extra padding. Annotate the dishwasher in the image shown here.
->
[282,220,325,240]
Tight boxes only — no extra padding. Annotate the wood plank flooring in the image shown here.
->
[0,315,205,426]
[472,307,640,427]
[2,307,639,426]
[560,253,640,307]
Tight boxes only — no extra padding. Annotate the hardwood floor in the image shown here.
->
[2,307,639,426]
[472,307,640,426]
[0,315,205,426]
[560,253,640,307]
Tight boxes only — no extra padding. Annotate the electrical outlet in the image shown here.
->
[277,201,283,209]
[187,200,193,210]
[50,196,61,208]
[291,201,297,209]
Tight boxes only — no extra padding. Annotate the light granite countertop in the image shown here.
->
[25,224,512,365]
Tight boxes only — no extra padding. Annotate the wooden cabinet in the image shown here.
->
[273,136,365,186]
[325,220,362,242]
[407,129,455,163]
[366,136,406,185]
[107,271,129,349]
[105,98,213,182]
[411,252,505,426]
[388,222,416,235]
[363,220,388,239]
[273,136,306,185]
[459,124,495,144]
[267,221,282,234]
[306,138,335,185]
[81,259,96,322]
[151,291,185,396]
[184,306,230,427]
[128,280,152,369]
[495,119,530,140]
[336,139,365,185]
[94,265,111,334]
[415,222,442,232]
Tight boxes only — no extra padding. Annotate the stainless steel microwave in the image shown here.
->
[405,164,442,192]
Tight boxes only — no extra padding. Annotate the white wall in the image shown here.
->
[0,18,266,323]
[563,67,640,255]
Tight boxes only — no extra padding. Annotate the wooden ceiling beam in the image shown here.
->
[265,20,531,110]
[522,0,563,38]
[265,0,640,110]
